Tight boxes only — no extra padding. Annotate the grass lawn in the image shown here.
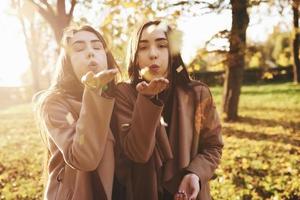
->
[0,83,299,199]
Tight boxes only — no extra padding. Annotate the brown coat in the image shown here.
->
[43,88,115,200]
[112,81,223,200]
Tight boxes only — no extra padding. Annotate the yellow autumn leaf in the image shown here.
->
[194,64,201,71]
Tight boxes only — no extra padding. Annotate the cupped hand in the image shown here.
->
[136,77,169,97]
[81,69,118,89]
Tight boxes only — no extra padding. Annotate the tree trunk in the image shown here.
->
[17,5,40,92]
[222,0,249,121]
[30,0,77,45]
[292,0,300,84]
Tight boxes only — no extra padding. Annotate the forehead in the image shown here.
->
[140,25,167,41]
[70,30,99,43]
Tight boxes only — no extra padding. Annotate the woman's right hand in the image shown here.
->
[81,69,118,90]
[136,78,169,97]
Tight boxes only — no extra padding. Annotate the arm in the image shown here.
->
[114,85,163,163]
[185,86,224,185]
[45,87,115,171]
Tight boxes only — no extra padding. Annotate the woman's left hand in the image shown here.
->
[178,173,200,200]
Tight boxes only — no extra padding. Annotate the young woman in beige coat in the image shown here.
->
[112,20,224,200]
[34,25,119,200]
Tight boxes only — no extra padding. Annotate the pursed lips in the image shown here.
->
[88,61,98,73]
[148,64,160,73]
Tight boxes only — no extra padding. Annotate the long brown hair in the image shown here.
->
[126,20,191,88]
[33,25,119,189]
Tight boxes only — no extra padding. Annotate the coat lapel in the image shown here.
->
[176,87,195,168]
[163,86,196,182]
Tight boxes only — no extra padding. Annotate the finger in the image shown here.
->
[82,71,94,80]
[95,69,116,78]
[148,79,159,90]
[156,80,168,92]
[81,71,95,84]
[152,81,160,93]
[107,68,119,75]
[162,78,169,85]
[139,81,148,89]
[189,191,197,200]
[156,83,165,93]
[96,70,117,86]
[110,68,119,73]
[136,84,143,92]
[156,78,169,87]
[136,81,147,92]
[178,182,186,192]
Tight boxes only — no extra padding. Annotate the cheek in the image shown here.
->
[70,55,85,79]
[96,53,108,70]
[137,52,147,67]
[161,50,169,68]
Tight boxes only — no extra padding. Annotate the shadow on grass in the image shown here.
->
[237,116,300,133]
[241,88,300,96]
[223,126,300,147]
[241,106,300,116]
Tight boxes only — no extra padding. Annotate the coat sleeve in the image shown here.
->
[185,86,224,185]
[114,84,163,163]
[44,87,115,171]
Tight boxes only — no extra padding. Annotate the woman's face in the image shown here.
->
[137,24,169,81]
[69,30,108,81]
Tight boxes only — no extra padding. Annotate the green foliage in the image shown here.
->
[189,49,226,72]
[269,29,292,67]
[0,83,299,199]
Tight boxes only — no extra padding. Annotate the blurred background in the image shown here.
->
[0,0,299,199]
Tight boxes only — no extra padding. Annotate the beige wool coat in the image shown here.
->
[43,88,115,200]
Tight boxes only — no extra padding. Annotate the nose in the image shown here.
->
[149,46,158,60]
[87,45,95,59]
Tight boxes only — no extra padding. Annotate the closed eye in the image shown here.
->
[92,41,104,50]
[138,45,148,50]
[157,41,168,49]
[72,42,86,52]
[158,44,168,48]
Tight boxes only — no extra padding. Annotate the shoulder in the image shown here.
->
[188,80,212,98]
[41,92,73,127]
[33,89,77,130]
[44,92,68,112]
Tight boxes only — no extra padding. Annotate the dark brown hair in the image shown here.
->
[126,20,191,88]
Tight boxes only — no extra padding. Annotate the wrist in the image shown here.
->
[142,94,156,99]
[188,173,199,182]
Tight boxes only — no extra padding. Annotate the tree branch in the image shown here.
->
[204,29,230,48]
[68,0,77,18]
[57,0,66,17]
[39,0,55,18]
[29,0,56,30]
[249,0,270,7]
[169,0,225,9]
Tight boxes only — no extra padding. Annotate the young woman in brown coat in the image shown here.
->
[34,25,119,200]
[112,20,224,200]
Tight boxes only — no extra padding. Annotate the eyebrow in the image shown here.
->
[71,39,101,46]
[139,38,168,43]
